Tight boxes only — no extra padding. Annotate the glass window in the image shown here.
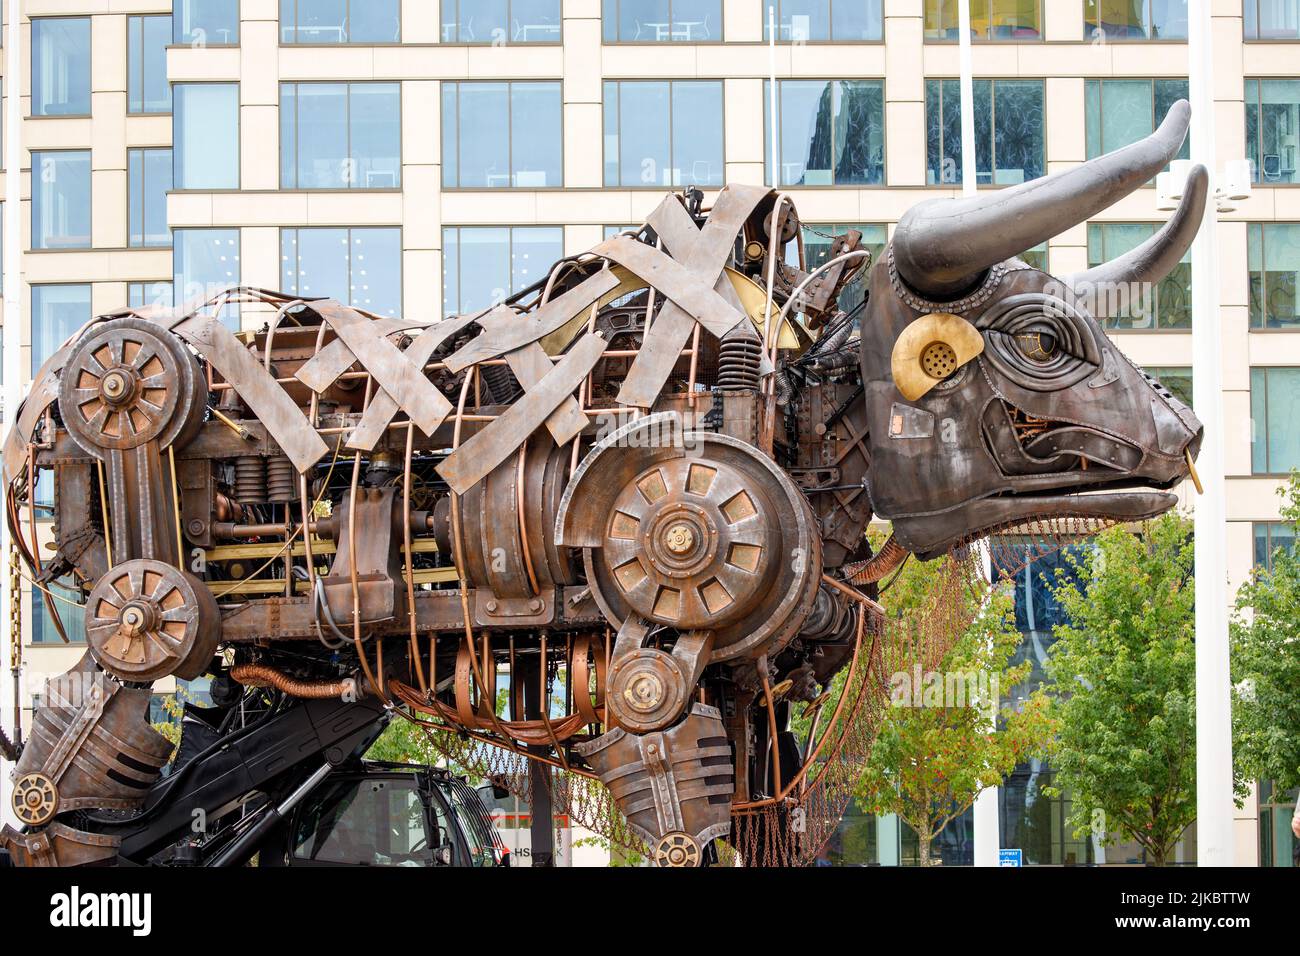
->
[1246,79,1300,185]
[1249,223,1300,329]
[602,0,722,41]
[1245,0,1300,39]
[31,284,90,375]
[1086,223,1191,329]
[924,0,1041,40]
[441,0,561,43]
[1251,367,1300,474]
[129,281,175,310]
[175,84,240,189]
[442,82,563,189]
[128,15,172,114]
[1085,78,1190,169]
[32,18,91,116]
[174,229,241,328]
[604,80,724,188]
[763,79,885,187]
[31,578,86,645]
[442,226,563,317]
[129,148,173,249]
[761,1,883,41]
[925,78,1044,186]
[1254,521,1297,570]
[280,0,400,43]
[1146,366,1192,407]
[175,0,239,45]
[787,223,887,316]
[292,777,433,866]
[32,151,91,250]
[1083,0,1187,39]
[281,228,402,318]
[281,83,401,190]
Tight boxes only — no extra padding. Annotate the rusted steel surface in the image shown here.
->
[1,106,1211,866]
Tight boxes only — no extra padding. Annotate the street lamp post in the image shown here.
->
[1186,1,1239,867]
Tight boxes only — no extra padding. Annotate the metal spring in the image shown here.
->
[233,457,267,503]
[265,455,296,503]
[480,361,521,404]
[717,324,762,391]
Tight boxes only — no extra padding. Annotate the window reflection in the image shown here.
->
[1083,0,1187,39]
[128,15,172,114]
[925,78,1044,186]
[1254,521,1297,571]
[764,80,885,186]
[1249,223,1300,329]
[602,0,722,41]
[280,0,401,43]
[442,82,563,189]
[175,84,240,189]
[1085,78,1190,171]
[604,81,724,188]
[175,0,240,45]
[30,578,85,645]
[281,228,402,318]
[441,0,561,43]
[174,229,241,328]
[442,226,564,317]
[30,285,91,376]
[32,18,91,116]
[1251,367,1300,474]
[32,151,91,250]
[761,1,883,41]
[924,0,1041,40]
[129,148,173,249]
[1246,79,1300,185]
[282,83,402,190]
[1087,223,1191,330]
[1245,0,1300,40]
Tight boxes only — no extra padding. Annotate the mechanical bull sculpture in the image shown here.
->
[1,102,1204,867]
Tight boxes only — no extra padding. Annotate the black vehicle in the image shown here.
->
[264,761,510,868]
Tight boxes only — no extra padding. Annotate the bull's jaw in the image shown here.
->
[888,489,1179,561]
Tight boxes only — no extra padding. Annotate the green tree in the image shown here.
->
[1232,471,1300,793]
[1041,515,1197,866]
[854,549,1054,865]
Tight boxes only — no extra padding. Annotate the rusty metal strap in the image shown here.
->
[505,341,588,447]
[173,316,329,474]
[296,316,438,393]
[347,315,478,451]
[443,269,622,374]
[437,332,609,496]
[313,301,452,436]
[593,237,744,340]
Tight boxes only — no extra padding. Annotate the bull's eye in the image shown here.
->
[1014,331,1056,362]
[974,293,1103,393]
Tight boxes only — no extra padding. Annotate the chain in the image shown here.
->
[9,542,21,677]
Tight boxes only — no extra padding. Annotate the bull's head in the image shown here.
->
[859,101,1205,559]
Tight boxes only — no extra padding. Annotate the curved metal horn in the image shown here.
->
[892,99,1193,300]
[1063,163,1209,317]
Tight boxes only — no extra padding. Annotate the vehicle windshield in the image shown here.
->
[292,776,435,866]
[442,777,503,867]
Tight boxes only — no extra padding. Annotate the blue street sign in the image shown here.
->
[998,849,1022,867]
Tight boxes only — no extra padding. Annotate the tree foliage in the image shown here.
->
[1232,471,1300,793]
[853,545,1054,865]
[1040,515,1198,866]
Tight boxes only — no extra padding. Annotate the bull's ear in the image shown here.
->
[890,312,984,401]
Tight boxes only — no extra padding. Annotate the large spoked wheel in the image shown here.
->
[85,560,219,682]
[58,318,204,455]
[586,433,822,662]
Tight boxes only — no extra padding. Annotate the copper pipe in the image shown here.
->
[842,534,909,586]
[231,663,366,699]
